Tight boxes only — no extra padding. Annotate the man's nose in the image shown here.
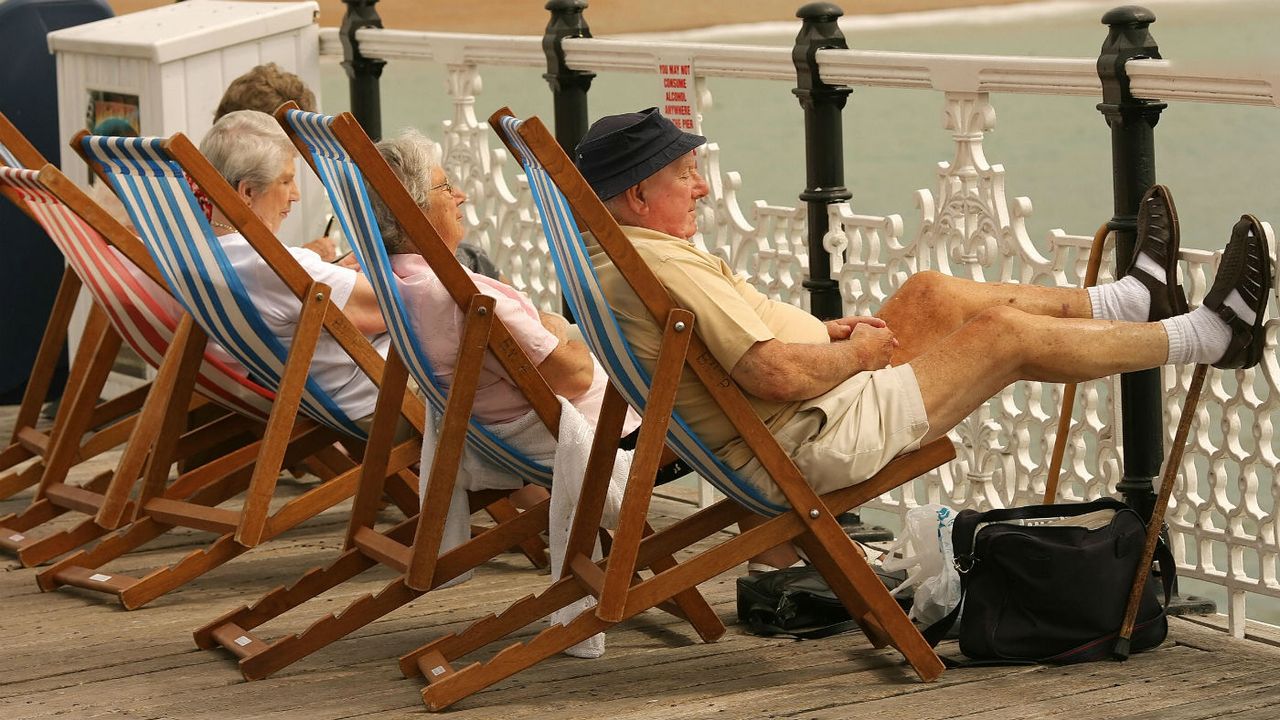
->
[693,171,710,199]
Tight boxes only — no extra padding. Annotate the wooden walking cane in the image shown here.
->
[1113,362,1208,659]
[1043,222,1112,504]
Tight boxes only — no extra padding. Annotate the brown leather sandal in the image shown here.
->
[1124,184,1189,322]
[1205,214,1272,370]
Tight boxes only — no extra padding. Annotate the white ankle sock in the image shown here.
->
[1090,251,1168,322]
[1160,305,1233,365]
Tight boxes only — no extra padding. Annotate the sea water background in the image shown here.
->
[320,0,1280,622]
[322,0,1280,256]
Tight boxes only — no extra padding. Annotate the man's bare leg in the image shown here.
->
[877,271,1094,364]
[905,212,1269,443]
[911,307,1168,444]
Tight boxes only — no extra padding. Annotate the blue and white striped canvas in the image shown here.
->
[495,116,787,516]
[0,139,21,168]
[282,110,552,486]
[79,134,367,438]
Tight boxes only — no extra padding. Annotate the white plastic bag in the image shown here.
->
[880,504,961,626]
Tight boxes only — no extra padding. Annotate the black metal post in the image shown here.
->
[543,0,595,155]
[793,2,852,322]
[1097,6,1166,523]
[341,0,386,140]
[792,4,888,542]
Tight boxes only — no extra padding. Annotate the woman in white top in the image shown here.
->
[198,110,390,422]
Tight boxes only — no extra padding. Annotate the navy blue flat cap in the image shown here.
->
[574,107,706,201]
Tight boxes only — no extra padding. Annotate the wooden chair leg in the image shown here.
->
[343,349,412,548]
[4,268,81,461]
[95,314,205,529]
[32,305,121,501]
[597,310,692,621]
[236,284,329,548]
[133,319,210,513]
[481,496,548,569]
[407,295,493,591]
[561,383,631,570]
[8,269,79,435]
[419,604,615,711]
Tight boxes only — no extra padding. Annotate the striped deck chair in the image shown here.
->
[0,158,296,568]
[190,106,717,682]
[35,130,426,609]
[395,110,958,710]
[0,113,148,515]
[0,116,260,568]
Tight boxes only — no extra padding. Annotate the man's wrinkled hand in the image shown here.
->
[826,315,887,341]
[848,323,898,371]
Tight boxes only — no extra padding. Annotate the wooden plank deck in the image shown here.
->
[3,406,1280,719]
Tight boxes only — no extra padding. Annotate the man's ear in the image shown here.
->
[621,183,646,217]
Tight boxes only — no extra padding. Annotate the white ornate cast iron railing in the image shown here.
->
[318,27,1280,636]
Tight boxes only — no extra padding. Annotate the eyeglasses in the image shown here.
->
[429,179,455,195]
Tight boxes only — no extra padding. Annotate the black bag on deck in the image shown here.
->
[736,564,910,639]
[924,497,1173,663]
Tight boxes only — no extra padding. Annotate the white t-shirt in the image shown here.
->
[218,232,390,421]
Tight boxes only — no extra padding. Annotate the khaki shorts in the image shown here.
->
[733,364,930,507]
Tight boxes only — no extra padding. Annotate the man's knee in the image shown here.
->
[964,306,1039,361]
[898,270,950,303]
[968,304,1025,331]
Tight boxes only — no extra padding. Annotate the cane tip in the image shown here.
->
[1112,636,1131,660]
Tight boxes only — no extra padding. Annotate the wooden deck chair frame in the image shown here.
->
[4,151,382,581]
[0,158,360,573]
[0,113,151,529]
[191,105,717,681]
[0,116,258,567]
[34,130,428,608]
[391,109,956,710]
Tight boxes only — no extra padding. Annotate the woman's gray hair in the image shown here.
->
[368,128,443,255]
[199,110,295,195]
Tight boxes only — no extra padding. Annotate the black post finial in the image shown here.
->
[543,0,595,155]
[341,0,386,140]
[793,2,852,322]
[1097,5,1167,522]
[1098,5,1161,108]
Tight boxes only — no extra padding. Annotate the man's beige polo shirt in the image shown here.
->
[586,225,829,468]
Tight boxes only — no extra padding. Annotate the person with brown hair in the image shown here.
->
[214,62,317,121]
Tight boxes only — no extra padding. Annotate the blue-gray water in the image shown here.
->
[323,0,1280,256]
[321,0,1280,624]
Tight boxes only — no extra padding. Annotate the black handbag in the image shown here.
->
[923,497,1173,663]
[736,564,910,639]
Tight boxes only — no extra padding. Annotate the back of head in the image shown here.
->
[214,62,316,121]
[200,110,295,194]
[368,129,443,255]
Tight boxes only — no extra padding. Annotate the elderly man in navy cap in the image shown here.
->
[575,107,1271,571]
